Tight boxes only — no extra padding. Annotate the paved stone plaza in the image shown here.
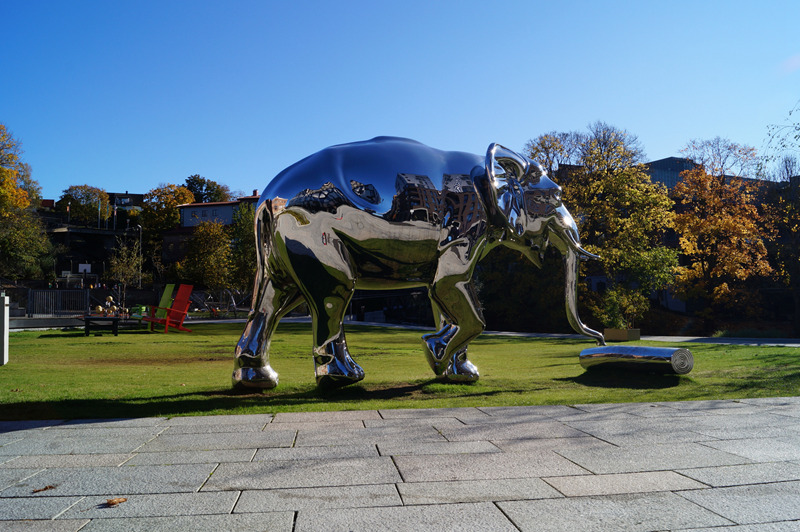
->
[1,397,800,531]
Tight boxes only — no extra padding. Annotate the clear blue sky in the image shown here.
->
[3,0,799,200]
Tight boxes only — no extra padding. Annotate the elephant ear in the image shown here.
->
[472,143,528,231]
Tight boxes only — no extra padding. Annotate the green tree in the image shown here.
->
[56,185,110,226]
[229,202,256,292]
[184,174,232,203]
[107,237,142,309]
[0,123,54,280]
[179,220,232,291]
[563,123,677,329]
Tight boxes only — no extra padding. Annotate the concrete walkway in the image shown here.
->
[2,398,800,531]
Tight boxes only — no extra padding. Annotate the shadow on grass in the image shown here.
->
[1,379,528,422]
[558,368,684,390]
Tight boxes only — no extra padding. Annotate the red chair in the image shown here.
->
[142,284,193,333]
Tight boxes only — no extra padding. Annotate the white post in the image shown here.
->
[1,295,9,366]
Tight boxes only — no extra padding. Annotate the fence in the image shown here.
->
[27,289,89,317]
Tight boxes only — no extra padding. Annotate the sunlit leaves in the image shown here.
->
[672,167,774,317]
[562,123,676,328]
[0,123,53,280]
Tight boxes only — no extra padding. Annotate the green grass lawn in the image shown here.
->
[1,322,799,420]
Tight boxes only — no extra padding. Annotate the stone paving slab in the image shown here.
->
[701,438,800,462]
[261,420,366,431]
[163,414,272,426]
[293,425,446,446]
[362,417,465,428]
[378,407,491,420]
[124,449,256,466]
[690,425,800,440]
[75,512,294,531]
[294,502,517,532]
[491,436,614,453]
[252,443,378,461]
[397,477,562,505]
[203,457,401,490]
[58,491,239,519]
[557,442,753,474]
[678,462,800,487]
[678,480,800,525]
[477,404,581,417]
[136,430,296,452]
[683,521,800,531]
[543,470,706,496]
[159,424,268,434]
[439,420,586,441]
[0,435,156,456]
[394,450,590,482]
[0,495,85,519]
[0,454,133,468]
[0,420,65,432]
[234,484,401,512]
[272,410,380,422]
[376,440,500,456]
[0,468,41,490]
[498,492,734,531]
[0,464,216,497]
[29,427,167,438]
[2,520,90,531]
[59,418,168,429]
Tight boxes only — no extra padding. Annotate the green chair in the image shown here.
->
[131,284,174,323]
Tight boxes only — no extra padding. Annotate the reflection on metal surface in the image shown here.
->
[234,137,604,389]
[579,346,694,374]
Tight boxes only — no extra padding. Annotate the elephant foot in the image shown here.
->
[232,365,279,389]
[438,349,480,383]
[422,324,457,375]
[314,349,364,388]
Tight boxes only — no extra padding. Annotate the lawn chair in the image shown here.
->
[142,284,193,333]
[131,284,174,324]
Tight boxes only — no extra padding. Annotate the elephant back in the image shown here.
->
[259,137,484,218]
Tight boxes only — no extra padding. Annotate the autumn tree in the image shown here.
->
[672,159,774,324]
[564,123,676,329]
[229,202,256,292]
[0,124,54,280]
[138,184,194,281]
[56,185,110,226]
[184,174,232,203]
[179,220,232,291]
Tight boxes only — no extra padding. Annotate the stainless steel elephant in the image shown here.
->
[234,136,605,389]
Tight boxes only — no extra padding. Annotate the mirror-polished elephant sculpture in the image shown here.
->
[234,136,604,389]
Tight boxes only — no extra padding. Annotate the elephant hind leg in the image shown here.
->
[233,279,302,390]
[426,281,483,383]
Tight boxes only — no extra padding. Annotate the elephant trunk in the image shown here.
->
[564,247,606,345]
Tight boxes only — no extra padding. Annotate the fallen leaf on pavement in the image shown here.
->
[105,497,127,507]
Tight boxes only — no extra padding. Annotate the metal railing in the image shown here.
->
[26,289,89,317]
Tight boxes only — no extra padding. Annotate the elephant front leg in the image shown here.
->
[233,279,301,389]
[313,329,364,388]
[424,281,484,383]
